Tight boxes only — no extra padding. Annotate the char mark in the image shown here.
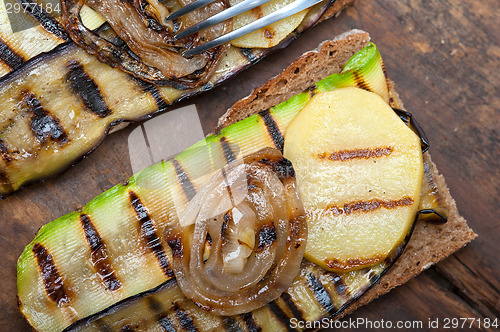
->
[173,303,198,332]
[120,325,134,332]
[240,313,262,332]
[221,211,231,241]
[130,76,169,111]
[172,159,197,201]
[147,297,177,332]
[353,70,371,92]
[32,243,70,305]
[260,157,295,179]
[267,301,296,332]
[80,214,122,291]
[222,317,243,332]
[311,197,414,218]
[220,137,236,164]
[167,236,183,258]
[239,48,258,63]
[344,197,414,215]
[281,292,305,322]
[259,109,284,152]
[24,93,68,144]
[18,0,70,41]
[328,272,350,298]
[306,272,336,315]
[319,147,393,162]
[65,61,111,117]
[0,37,25,69]
[0,140,8,154]
[0,139,12,164]
[256,224,277,251]
[159,316,176,332]
[129,191,174,277]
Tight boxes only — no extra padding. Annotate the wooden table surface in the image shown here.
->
[1,0,498,331]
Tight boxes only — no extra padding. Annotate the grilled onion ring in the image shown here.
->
[167,148,307,315]
[62,0,231,88]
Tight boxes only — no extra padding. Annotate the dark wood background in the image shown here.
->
[1,0,498,331]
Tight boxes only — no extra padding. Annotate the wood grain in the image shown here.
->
[0,0,498,331]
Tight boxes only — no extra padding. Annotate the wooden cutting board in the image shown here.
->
[1,0,498,331]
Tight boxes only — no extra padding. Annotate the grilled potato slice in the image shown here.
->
[284,87,423,272]
[229,0,308,48]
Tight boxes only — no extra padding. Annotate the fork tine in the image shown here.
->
[183,0,324,57]
[175,0,274,40]
[167,0,218,21]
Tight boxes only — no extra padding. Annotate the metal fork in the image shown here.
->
[168,0,325,57]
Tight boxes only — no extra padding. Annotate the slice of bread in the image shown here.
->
[217,29,477,318]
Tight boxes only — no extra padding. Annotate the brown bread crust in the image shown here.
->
[217,29,477,318]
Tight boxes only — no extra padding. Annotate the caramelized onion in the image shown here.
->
[62,0,231,88]
[167,148,307,315]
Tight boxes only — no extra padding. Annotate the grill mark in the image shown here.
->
[173,303,198,332]
[259,109,284,151]
[80,214,122,291]
[32,243,70,305]
[0,139,8,154]
[167,236,183,258]
[264,29,275,39]
[368,270,379,284]
[0,139,12,164]
[65,61,111,117]
[240,313,261,332]
[306,272,336,315]
[318,147,393,162]
[24,93,68,143]
[147,297,177,332]
[281,292,305,322]
[251,6,264,19]
[256,223,277,251]
[129,191,174,277]
[353,70,371,92]
[260,157,295,179]
[172,159,197,201]
[222,317,242,332]
[308,197,415,218]
[18,0,70,41]
[324,254,385,271]
[220,137,236,164]
[221,211,231,244]
[239,48,258,63]
[267,301,296,331]
[131,76,170,111]
[120,325,133,332]
[328,272,350,298]
[0,37,25,69]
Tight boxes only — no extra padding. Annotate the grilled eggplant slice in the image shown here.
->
[0,0,339,198]
[18,43,445,331]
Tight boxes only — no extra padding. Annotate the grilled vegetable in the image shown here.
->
[284,87,423,272]
[0,0,337,198]
[230,0,309,48]
[169,148,307,315]
[63,249,406,332]
[62,0,231,87]
[18,43,445,331]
